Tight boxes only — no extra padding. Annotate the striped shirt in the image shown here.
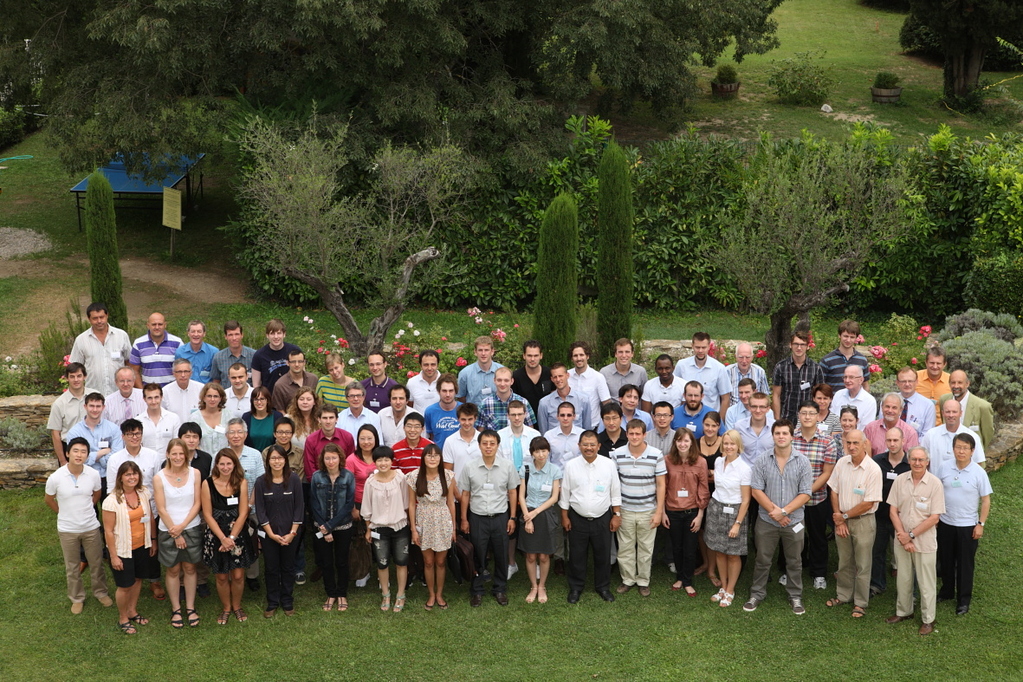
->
[771,356,824,423]
[610,445,666,513]
[130,332,183,386]
[726,362,769,402]
[792,429,838,506]
[478,392,537,431]
[209,345,256,384]
[750,449,812,527]
[315,376,349,410]
[819,348,869,393]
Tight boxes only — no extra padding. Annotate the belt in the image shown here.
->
[469,510,508,518]
[570,508,610,521]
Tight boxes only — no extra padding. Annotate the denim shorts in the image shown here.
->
[371,525,411,569]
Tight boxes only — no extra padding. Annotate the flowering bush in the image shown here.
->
[860,314,934,379]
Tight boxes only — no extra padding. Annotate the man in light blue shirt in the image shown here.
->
[674,332,731,419]
[174,320,219,383]
[67,392,123,484]
[338,382,381,439]
[457,336,504,406]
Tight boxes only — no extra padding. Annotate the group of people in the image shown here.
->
[43,307,992,634]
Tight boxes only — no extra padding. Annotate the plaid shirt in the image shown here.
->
[478,392,537,431]
[792,430,837,506]
[771,357,824,423]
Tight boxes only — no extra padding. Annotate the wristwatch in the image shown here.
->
[842,513,849,520]
[978,521,985,527]
[908,531,916,539]
[613,511,622,517]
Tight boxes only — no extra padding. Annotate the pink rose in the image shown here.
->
[911,357,918,364]
[407,370,416,379]
[869,364,882,374]
[456,357,467,367]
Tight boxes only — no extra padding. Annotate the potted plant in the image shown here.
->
[871,72,902,103]
[711,64,740,99]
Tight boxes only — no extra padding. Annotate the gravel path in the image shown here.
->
[0,227,51,259]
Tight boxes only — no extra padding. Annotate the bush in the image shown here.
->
[84,171,129,330]
[942,331,1023,420]
[714,65,739,85]
[899,14,1023,71]
[0,417,45,450]
[534,193,579,365]
[31,304,88,391]
[964,253,1023,316]
[859,0,910,10]
[767,51,835,106]
[938,308,1023,343]
[0,106,27,151]
[873,72,901,89]
[596,141,633,362]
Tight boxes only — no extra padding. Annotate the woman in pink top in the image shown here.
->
[345,424,379,587]
[361,446,410,612]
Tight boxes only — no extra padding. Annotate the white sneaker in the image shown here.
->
[355,574,370,588]
[507,564,519,578]
[778,574,788,586]
[813,577,827,590]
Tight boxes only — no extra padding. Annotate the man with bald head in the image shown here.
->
[827,429,882,617]
[829,366,876,432]
[863,393,919,456]
[129,312,182,387]
[726,342,769,402]
[939,370,994,449]
[870,427,911,596]
[921,399,986,474]
[103,366,146,425]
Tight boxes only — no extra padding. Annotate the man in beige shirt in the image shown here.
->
[827,429,882,617]
[885,446,945,635]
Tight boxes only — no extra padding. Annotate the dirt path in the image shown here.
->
[0,256,250,358]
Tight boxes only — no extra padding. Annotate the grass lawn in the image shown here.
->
[1,460,1020,680]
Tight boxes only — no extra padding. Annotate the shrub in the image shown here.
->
[84,171,129,330]
[31,304,88,391]
[873,72,901,89]
[0,106,27,151]
[964,253,1023,316]
[0,417,45,450]
[859,0,910,10]
[938,308,1023,343]
[767,51,835,106]
[596,141,633,362]
[534,193,578,365]
[899,14,1023,71]
[863,314,935,378]
[0,362,34,398]
[942,331,1023,420]
[714,64,739,85]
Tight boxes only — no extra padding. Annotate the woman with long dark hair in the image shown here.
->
[662,428,709,596]
[407,443,455,610]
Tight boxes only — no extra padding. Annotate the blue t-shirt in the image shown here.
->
[671,404,713,439]
[424,402,461,449]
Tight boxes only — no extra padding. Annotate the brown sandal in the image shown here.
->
[233,608,248,622]
[852,606,866,618]
[217,610,231,625]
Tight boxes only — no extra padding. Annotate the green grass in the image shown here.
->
[2,460,1021,680]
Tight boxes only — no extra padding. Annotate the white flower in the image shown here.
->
[9,364,17,370]
[4,356,10,362]
[397,329,405,336]
[413,330,420,336]
[348,358,356,365]
[330,334,337,339]
[407,322,414,329]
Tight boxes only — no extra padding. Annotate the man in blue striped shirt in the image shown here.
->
[610,420,666,597]
[129,312,182,387]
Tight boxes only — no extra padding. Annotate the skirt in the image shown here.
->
[203,509,257,573]
[518,506,558,555]
[157,526,204,567]
[703,497,748,556]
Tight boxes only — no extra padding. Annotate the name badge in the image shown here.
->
[370,531,381,539]
[886,471,898,480]
[853,487,865,496]
[817,423,828,433]
[483,483,494,490]
[315,531,324,539]
[257,530,266,538]
[685,424,697,433]
[915,501,928,511]
[110,350,122,360]
[677,489,689,498]
[140,515,149,523]
[723,506,735,515]
[370,400,380,407]
[226,497,239,506]
[969,424,980,432]
[482,386,492,395]
[952,480,963,488]
[799,381,811,391]
[791,522,805,533]
[594,484,606,493]
[99,440,109,449]
[540,484,552,492]
[215,425,226,434]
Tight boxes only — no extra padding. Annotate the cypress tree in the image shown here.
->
[534,193,578,365]
[84,170,128,329]
[596,141,634,362]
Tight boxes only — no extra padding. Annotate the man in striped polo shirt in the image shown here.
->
[129,312,182,387]
[610,419,666,596]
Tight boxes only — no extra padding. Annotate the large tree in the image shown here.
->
[236,117,478,356]
[1,0,785,174]
[715,135,909,368]
[908,0,1023,99]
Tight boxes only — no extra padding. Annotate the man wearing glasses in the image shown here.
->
[771,331,824,424]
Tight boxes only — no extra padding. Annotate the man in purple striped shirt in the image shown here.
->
[129,312,182,387]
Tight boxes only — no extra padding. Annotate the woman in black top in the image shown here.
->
[254,444,304,617]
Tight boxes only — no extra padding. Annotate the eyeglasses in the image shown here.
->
[124,432,142,438]
[274,430,294,436]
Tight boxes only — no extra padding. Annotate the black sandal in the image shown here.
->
[171,609,184,629]
[186,608,200,627]
[118,621,138,635]
[129,613,149,626]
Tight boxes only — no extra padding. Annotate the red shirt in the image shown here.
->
[392,437,433,474]
[303,428,355,482]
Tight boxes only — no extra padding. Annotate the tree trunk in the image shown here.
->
[764,310,795,371]
[944,43,986,99]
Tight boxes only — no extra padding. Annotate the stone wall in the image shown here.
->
[0,394,57,429]
[0,457,57,489]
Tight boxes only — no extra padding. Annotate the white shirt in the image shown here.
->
[559,455,622,518]
[162,380,204,423]
[642,377,685,409]
[377,407,409,447]
[442,432,482,483]
[103,388,146,426]
[712,456,753,505]
[136,409,181,459]
[922,423,986,473]
[106,446,161,491]
[224,385,253,419]
[830,388,877,431]
[674,355,731,410]
[569,366,611,403]
[69,325,132,396]
[543,426,584,468]
[338,408,381,440]
[407,372,440,411]
[45,465,102,533]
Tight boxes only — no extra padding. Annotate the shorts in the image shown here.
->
[111,545,161,588]
[371,525,411,570]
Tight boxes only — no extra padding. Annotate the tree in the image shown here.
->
[83,170,128,329]
[535,194,579,365]
[907,0,1023,100]
[715,134,909,368]
[236,117,478,356]
[1,0,785,175]
[596,141,634,362]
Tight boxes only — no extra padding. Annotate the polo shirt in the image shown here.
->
[750,450,813,527]
[174,342,219,383]
[407,372,439,411]
[106,446,161,491]
[47,390,87,439]
[314,376,349,410]
[569,366,611,404]
[559,455,622,518]
[830,388,877,431]
[916,369,950,426]
[511,365,554,416]
[251,342,301,394]
[597,429,628,458]
[209,345,256,384]
[937,461,992,527]
[725,362,769,402]
[819,348,869,393]
[599,362,648,401]
[478,392,537,431]
[66,418,124,478]
[45,465,101,533]
[103,388,146,425]
[224,385,253,419]
[735,415,776,466]
[337,408,381,440]
[886,471,945,553]
[792,429,838,506]
[863,418,919,456]
[921,424,986,473]
[673,355,731,411]
[671,403,712,437]
[392,436,432,474]
[772,356,824,423]
[872,451,910,523]
[162,380,204,423]
[537,388,595,433]
[520,461,563,510]
[423,402,461,449]
[69,325,132,396]
[361,376,399,413]
[827,454,883,515]
[543,426,584,468]
[129,332,183,386]
[497,425,541,471]
[458,361,504,406]
[457,456,520,515]
[641,377,685,409]
[610,445,666,513]
[442,432,482,482]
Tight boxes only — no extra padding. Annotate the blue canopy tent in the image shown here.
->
[69,154,205,231]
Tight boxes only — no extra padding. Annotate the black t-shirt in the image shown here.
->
[597,429,627,458]
[251,342,301,394]
[512,365,554,417]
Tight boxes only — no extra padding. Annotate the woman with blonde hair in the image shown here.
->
[703,429,752,607]
[153,438,203,627]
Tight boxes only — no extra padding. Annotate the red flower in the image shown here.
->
[756,349,767,358]
[407,370,416,378]
[455,357,468,367]
[911,357,918,364]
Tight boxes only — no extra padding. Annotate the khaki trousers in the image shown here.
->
[58,528,109,603]
[835,514,876,608]
[895,544,937,624]
[617,510,656,587]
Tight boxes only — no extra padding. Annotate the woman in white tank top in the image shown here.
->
[153,438,203,628]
